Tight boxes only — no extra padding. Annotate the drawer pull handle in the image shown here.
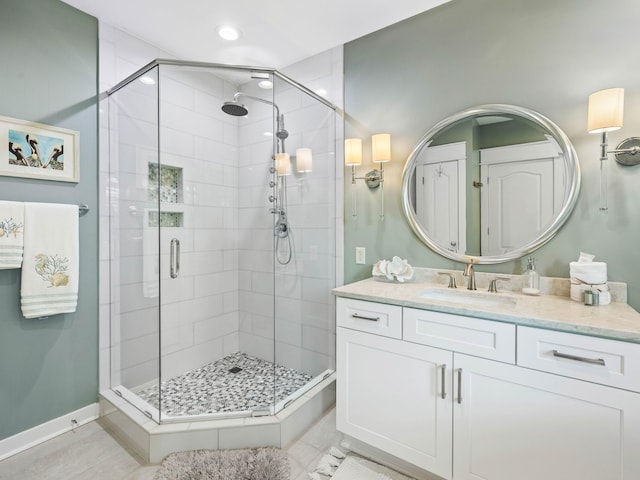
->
[551,350,606,366]
[440,364,447,399]
[457,368,463,404]
[351,313,380,322]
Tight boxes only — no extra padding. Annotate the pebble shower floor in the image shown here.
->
[137,352,312,417]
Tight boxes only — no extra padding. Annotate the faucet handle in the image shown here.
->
[438,272,457,288]
[488,277,510,293]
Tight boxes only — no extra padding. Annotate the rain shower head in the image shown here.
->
[221,101,248,117]
[222,92,288,151]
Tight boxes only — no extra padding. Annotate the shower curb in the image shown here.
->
[98,373,336,463]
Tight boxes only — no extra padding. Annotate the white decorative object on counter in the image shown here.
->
[372,256,415,283]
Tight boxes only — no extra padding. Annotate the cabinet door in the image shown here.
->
[337,327,453,479]
[453,354,640,480]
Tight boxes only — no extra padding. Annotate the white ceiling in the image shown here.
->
[62,0,450,69]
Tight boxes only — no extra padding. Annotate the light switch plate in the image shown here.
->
[355,247,366,265]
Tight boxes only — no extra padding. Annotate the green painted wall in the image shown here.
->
[344,0,640,310]
[0,0,98,440]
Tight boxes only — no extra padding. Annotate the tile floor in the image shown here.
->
[0,407,343,480]
[137,352,312,416]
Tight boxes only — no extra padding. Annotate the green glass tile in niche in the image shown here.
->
[148,163,183,203]
[148,211,184,228]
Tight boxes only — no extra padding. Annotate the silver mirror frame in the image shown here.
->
[401,104,581,264]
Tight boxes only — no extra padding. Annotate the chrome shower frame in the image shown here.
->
[107,58,334,109]
[105,58,338,421]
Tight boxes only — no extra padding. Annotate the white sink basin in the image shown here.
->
[418,288,517,310]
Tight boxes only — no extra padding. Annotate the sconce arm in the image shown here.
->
[351,168,381,188]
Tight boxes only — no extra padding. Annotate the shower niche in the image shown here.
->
[102,60,337,461]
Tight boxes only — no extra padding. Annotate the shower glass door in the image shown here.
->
[271,75,337,413]
[155,64,278,420]
[108,65,162,422]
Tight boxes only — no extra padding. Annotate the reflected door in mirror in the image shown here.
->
[479,139,565,255]
[415,142,466,253]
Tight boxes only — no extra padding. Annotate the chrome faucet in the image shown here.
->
[488,277,510,293]
[438,272,457,288]
[463,263,476,290]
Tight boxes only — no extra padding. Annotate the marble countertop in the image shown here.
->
[333,268,640,343]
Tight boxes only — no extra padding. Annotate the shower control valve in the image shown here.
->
[269,181,276,187]
[269,166,277,174]
[268,195,276,203]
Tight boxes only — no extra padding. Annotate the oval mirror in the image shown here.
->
[401,104,580,264]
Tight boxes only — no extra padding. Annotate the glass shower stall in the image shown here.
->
[106,60,337,423]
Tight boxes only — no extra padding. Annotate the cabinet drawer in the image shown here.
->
[336,297,402,339]
[517,326,640,392]
[403,307,515,363]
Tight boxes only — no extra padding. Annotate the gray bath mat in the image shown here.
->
[154,447,290,480]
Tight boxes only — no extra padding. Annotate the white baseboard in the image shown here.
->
[0,403,99,462]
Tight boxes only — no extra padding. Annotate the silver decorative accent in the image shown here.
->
[552,350,605,366]
[463,263,476,290]
[170,238,180,279]
[364,169,381,189]
[401,104,581,265]
[440,364,447,400]
[438,272,457,288]
[613,137,640,166]
[488,277,510,292]
[78,204,89,216]
[351,313,380,322]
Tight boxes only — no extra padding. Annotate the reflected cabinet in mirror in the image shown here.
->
[401,104,581,264]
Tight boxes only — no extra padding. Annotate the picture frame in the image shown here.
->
[1,114,79,183]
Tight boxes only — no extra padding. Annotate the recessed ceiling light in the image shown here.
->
[139,76,156,85]
[218,25,240,41]
[315,88,328,97]
[258,80,273,90]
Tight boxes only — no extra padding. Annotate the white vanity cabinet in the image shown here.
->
[336,298,453,478]
[453,353,640,480]
[336,297,640,480]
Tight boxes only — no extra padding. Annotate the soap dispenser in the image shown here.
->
[522,257,540,295]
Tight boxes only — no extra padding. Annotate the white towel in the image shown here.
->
[0,201,25,269]
[21,203,79,319]
[569,261,607,285]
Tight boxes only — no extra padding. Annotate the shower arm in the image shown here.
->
[233,92,281,123]
[233,92,285,153]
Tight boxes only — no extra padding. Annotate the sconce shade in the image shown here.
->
[275,152,291,176]
[296,148,313,173]
[372,133,391,163]
[345,138,363,166]
[588,88,624,133]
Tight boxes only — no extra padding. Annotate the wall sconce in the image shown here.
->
[372,134,391,220]
[588,87,640,214]
[345,134,391,219]
[295,148,312,173]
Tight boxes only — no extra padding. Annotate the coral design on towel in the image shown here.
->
[34,253,70,287]
[0,217,23,239]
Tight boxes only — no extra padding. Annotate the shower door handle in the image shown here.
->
[170,238,180,279]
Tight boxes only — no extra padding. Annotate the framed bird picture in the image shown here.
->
[1,115,79,183]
